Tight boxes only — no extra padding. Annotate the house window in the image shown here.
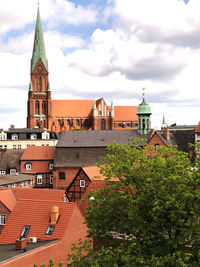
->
[0,171,6,175]
[17,145,21,149]
[12,134,18,140]
[80,180,86,188]
[0,215,6,225]
[12,184,16,188]
[76,119,80,127]
[13,145,17,149]
[25,163,32,170]
[10,169,16,175]
[30,134,37,140]
[46,225,55,235]
[59,172,65,180]
[20,225,30,238]
[50,174,53,184]
[49,163,53,170]
[67,119,70,126]
[37,174,43,184]
[20,182,24,187]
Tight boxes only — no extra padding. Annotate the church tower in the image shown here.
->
[137,88,151,134]
[27,6,51,129]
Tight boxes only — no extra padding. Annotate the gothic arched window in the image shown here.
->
[35,101,40,115]
[39,77,42,92]
[42,101,46,115]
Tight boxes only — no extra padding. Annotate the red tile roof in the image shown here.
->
[0,200,77,244]
[195,122,200,133]
[11,188,66,202]
[21,146,55,161]
[113,106,138,121]
[21,160,52,173]
[82,166,106,181]
[0,189,16,212]
[82,166,118,182]
[51,100,94,117]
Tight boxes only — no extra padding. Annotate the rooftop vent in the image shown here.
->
[51,205,59,224]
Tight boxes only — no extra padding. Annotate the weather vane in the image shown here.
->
[142,88,145,96]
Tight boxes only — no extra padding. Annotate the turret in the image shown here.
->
[137,88,151,134]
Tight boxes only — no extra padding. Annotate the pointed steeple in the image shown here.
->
[29,81,33,91]
[31,6,48,72]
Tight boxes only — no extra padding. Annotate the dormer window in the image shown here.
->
[42,131,50,140]
[46,225,55,235]
[30,134,37,140]
[20,225,30,238]
[12,134,18,140]
[49,163,53,170]
[10,169,16,175]
[25,163,32,170]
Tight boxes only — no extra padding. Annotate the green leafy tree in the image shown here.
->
[68,140,200,266]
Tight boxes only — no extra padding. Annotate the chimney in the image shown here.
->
[16,238,27,250]
[163,127,170,141]
[50,205,59,224]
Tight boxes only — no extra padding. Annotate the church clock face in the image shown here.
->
[37,65,43,72]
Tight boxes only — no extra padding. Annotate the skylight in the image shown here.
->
[46,225,55,236]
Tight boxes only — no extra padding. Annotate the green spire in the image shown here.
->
[31,6,48,72]
[29,81,33,91]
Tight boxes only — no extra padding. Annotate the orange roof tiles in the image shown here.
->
[0,189,16,212]
[11,188,66,202]
[21,146,55,161]
[0,200,77,244]
[82,166,106,181]
[21,160,52,173]
[113,106,138,121]
[51,100,94,117]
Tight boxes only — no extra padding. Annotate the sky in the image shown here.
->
[0,0,199,130]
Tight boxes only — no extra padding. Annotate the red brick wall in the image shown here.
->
[147,133,167,147]
[53,167,80,189]
[1,205,89,267]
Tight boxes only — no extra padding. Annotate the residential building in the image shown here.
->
[20,146,55,188]
[0,126,57,150]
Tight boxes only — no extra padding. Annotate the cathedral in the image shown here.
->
[27,7,150,133]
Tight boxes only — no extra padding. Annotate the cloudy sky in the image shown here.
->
[0,0,199,130]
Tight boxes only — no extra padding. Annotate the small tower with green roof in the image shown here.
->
[137,88,151,134]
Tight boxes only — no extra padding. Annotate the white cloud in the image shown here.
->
[0,0,200,130]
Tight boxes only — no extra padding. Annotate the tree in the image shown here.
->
[68,139,200,266]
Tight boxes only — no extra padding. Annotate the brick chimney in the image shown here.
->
[51,205,59,224]
[163,127,170,141]
[16,238,27,250]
